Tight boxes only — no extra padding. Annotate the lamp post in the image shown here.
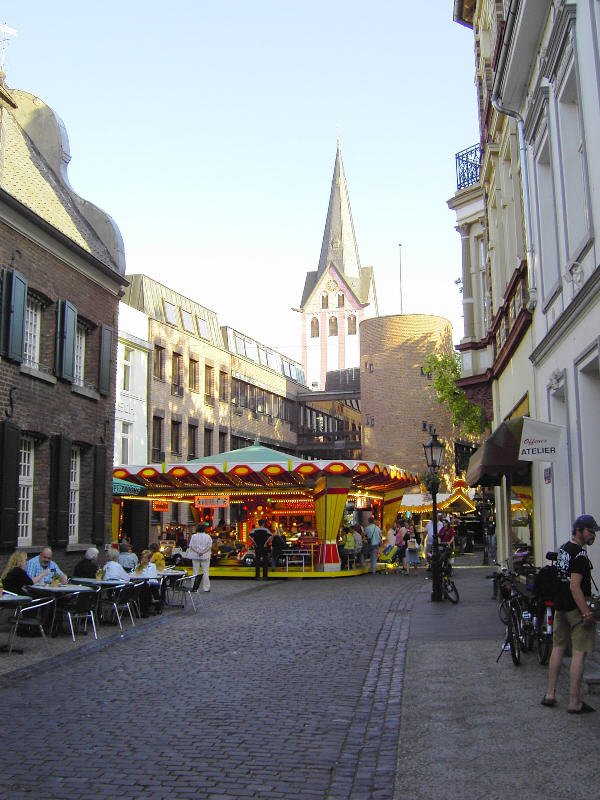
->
[423,430,444,602]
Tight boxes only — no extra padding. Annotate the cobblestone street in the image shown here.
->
[0,575,421,800]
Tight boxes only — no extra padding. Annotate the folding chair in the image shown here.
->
[6,598,55,655]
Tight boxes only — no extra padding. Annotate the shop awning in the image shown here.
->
[466,416,562,487]
[113,477,147,496]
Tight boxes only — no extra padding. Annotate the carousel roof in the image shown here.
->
[113,443,419,495]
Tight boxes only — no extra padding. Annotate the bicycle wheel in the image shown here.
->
[508,609,521,665]
[498,599,510,625]
[537,634,552,666]
[444,579,459,604]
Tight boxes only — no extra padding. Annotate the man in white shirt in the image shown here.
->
[364,516,382,574]
[425,519,443,563]
[187,523,213,591]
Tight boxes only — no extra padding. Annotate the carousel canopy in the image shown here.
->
[399,486,477,515]
[113,443,419,496]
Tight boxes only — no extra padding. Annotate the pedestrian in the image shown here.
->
[386,524,396,548]
[364,516,382,575]
[352,524,365,568]
[187,523,213,592]
[541,514,598,713]
[342,527,356,569]
[404,525,421,574]
[250,519,273,580]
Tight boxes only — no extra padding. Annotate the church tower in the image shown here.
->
[298,144,378,389]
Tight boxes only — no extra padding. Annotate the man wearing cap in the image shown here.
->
[542,514,598,713]
[187,523,213,591]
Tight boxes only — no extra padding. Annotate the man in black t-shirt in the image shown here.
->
[250,520,273,580]
[542,514,598,713]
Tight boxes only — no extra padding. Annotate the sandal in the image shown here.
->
[567,701,595,714]
[541,696,557,707]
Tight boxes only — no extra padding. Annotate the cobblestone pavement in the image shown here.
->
[0,573,422,800]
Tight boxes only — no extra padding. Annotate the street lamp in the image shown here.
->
[423,430,444,602]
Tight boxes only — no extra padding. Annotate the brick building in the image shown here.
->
[0,80,126,564]
[360,314,455,478]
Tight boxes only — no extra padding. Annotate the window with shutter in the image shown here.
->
[92,445,107,545]
[0,420,20,549]
[0,269,27,363]
[17,435,34,546]
[49,434,72,547]
[56,299,77,382]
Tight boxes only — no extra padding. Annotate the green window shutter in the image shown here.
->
[92,445,107,546]
[1,269,27,363]
[56,300,77,382]
[49,434,72,547]
[0,420,20,550]
[99,324,113,396]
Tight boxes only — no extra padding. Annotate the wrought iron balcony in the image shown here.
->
[455,143,481,190]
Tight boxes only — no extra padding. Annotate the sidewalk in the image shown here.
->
[394,562,600,800]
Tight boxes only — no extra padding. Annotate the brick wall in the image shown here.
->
[360,314,455,476]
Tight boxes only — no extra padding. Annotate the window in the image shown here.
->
[171,420,182,456]
[347,315,357,335]
[205,364,214,398]
[329,316,338,337]
[121,421,132,464]
[17,435,34,546]
[122,346,132,391]
[235,334,246,356]
[310,318,319,338]
[172,353,184,396]
[257,389,265,413]
[257,347,268,365]
[219,371,228,402]
[188,424,198,459]
[189,358,199,392]
[321,293,329,309]
[219,431,227,453]
[23,296,41,369]
[338,293,345,308]
[68,446,80,544]
[73,323,86,387]
[153,345,165,380]
[181,309,196,333]
[197,316,209,339]
[151,416,163,462]
[163,301,179,326]
[204,427,213,457]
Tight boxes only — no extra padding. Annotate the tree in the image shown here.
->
[422,353,486,436]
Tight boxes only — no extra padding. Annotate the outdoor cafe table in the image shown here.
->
[0,593,34,654]
[28,583,96,636]
[68,577,127,589]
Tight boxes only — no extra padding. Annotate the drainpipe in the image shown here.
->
[491,0,537,312]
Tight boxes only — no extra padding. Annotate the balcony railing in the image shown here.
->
[455,143,481,190]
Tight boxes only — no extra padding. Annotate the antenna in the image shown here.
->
[398,243,404,314]
[0,23,17,71]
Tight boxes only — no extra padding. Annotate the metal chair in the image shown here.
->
[56,590,99,642]
[168,574,202,611]
[99,583,136,630]
[6,598,55,655]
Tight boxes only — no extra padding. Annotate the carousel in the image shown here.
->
[113,443,419,575]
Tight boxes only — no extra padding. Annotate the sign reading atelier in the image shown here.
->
[518,418,563,462]
[194,496,230,509]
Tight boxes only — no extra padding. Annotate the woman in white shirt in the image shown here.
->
[103,549,130,582]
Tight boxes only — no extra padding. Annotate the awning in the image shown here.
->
[466,416,562,487]
[113,477,147,496]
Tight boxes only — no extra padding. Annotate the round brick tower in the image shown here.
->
[360,314,455,475]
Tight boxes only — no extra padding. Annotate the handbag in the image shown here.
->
[407,537,418,551]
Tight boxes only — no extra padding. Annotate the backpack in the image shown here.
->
[533,565,568,602]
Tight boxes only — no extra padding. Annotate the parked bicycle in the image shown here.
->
[440,549,459,603]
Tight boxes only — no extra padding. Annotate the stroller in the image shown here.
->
[378,544,403,574]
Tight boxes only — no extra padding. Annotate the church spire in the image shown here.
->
[317,142,361,279]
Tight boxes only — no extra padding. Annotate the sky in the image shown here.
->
[1,1,478,362]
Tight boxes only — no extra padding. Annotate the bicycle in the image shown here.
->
[440,550,459,603]
[495,570,524,665]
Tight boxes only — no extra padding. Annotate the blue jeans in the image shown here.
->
[370,547,379,574]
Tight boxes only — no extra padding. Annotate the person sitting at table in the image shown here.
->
[118,542,139,571]
[103,549,130,582]
[25,547,68,585]
[73,548,100,578]
[149,542,166,571]
[135,550,162,616]
[1,550,33,594]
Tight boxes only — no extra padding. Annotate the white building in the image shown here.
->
[114,303,151,466]
[452,0,600,562]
